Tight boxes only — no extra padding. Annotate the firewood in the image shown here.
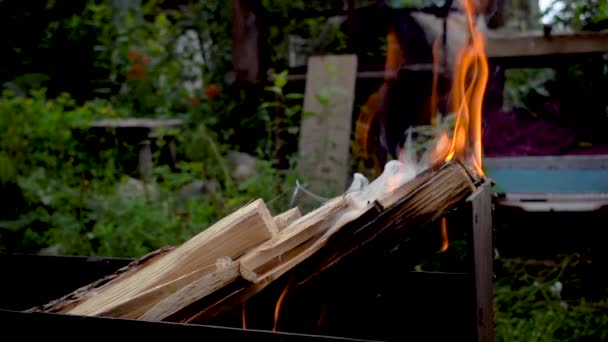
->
[239,197,350,281]
[185,162,476,324]
[62,199,278,317]
[96,262,222,319]
[31,162,476,326]
[299,162,477,282]
[138,258,239,322]
[27,246,174,314]
[273,207,302,232]
[237,161,464,283]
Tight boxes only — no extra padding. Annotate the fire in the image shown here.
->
[273,284,290,332]
[317,303,328,331]
[388,0,488,183]
[443,0,489,175]
[242,303,247,329]
[440,217,449,252]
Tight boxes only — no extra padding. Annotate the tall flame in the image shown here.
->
[273,285,290,332]
[242,303,247,329]
[443,0,489,175]
[389,0,489,180]
[440,217,449,252]
[317,303,328,331]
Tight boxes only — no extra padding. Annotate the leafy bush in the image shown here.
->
[495,255,608,341]
[544,0,608,30]
[0,89,299,257]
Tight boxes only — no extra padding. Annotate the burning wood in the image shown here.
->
[29,160,478,324]
[183,161,477,325]
[30,0,491,329]
[30,199,278,317]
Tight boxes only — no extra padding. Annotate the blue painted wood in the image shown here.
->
[486,168,608,193]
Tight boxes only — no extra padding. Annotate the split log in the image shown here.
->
[239,197,350,281]
[298,162,477,283]
[31,162,477,325]
[238,161,471,283]
[185,162,476,324]
[35,199,278,318]
[138,258,239,322]
[273,207,302,232]
[95,260,231,319]
[27,246,174,314]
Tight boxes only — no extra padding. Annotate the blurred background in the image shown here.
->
[1,1,608,340]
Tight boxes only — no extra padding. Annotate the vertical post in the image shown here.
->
[138,140,153,182]
[231,0,263,85]
[167,137,178,172]
[467,181,494,342]
[346,0,355,52]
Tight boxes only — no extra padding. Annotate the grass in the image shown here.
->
[495,253,608,341]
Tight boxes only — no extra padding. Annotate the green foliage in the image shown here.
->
[0,89,119,184]
[256,70,306,159]
[544,0,608,30]
[81,0,188,116]
[0,1,312,257]
[504,69,556,114]
[261,0,349,68]
[0,88,299,257]
[495,255,608,341]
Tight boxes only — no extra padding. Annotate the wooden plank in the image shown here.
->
[487,30,608,59]
[297,55,358,196]
[467,182,494,342]
[497,199,608,212]
[64,199,278,317]
[90,118,184,129]
[503,192,608,201]
[484,155,608,170]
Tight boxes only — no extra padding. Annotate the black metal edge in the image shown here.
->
[0,309,377,342]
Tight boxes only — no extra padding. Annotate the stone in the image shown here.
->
[227,151,257,181]
[38,243,66,256]
[117,177,159,201]
[177,179,221,207]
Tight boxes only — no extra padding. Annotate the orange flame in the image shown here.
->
[443,0,489,175]
[273,285,290,332]
[385,0,488,188]
[317,303,328,331]
[440,217,449,252]
[242,303,247,329]
[430,130,450,165]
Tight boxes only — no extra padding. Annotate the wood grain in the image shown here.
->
[185,163,476,325]
[139,259,239,322]
[297,55,358,196]
[273,207,302,232]
[239,197,349,281]
[27,246,174,314]
[467,182,494,342]
[65,199,277,317]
